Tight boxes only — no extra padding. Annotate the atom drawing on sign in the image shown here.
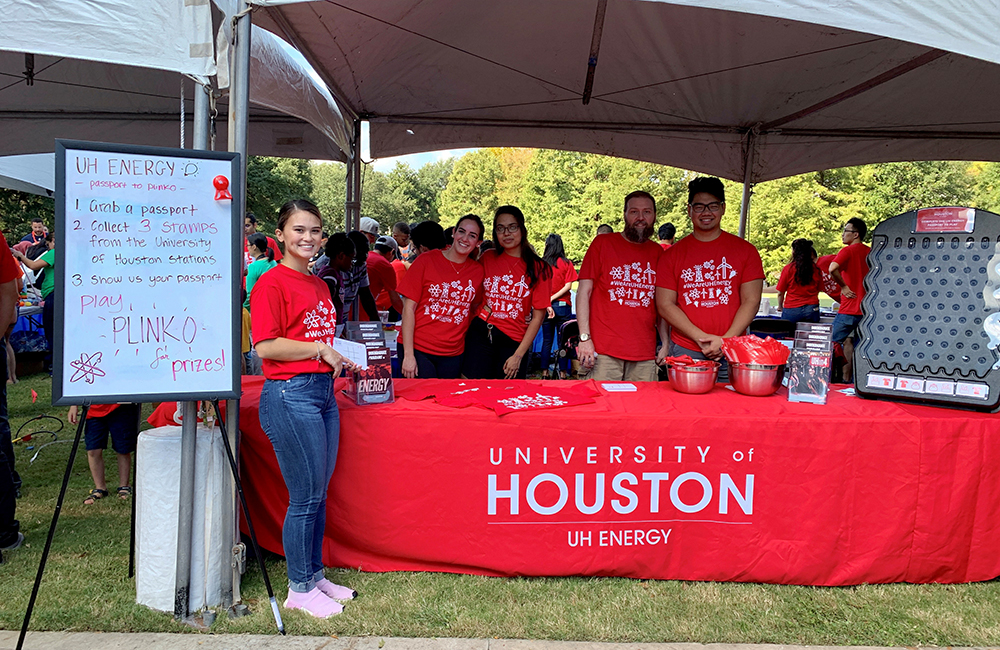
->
[69,351,106,384]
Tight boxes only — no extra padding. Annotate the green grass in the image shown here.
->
[2,373,1000,643]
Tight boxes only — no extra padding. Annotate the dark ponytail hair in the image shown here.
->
[791,238,817,286]
[493,205,551,289]
[248,232,273,262]
[276,199,322,230]
[542,233,569,268]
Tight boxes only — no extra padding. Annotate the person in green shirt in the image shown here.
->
[245,232,277,310]
[14,232,54,372]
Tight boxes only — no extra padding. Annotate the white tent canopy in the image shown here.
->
[252,0,1000,182]
[0,1,350,160]
[0,0,217,77]
[0,153,53,197]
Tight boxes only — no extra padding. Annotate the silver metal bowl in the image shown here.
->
[667,363,720,394]
[728,362,785,396]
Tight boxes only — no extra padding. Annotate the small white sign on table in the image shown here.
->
[53,140,241,405]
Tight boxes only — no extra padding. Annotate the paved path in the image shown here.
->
[1,634,996,650]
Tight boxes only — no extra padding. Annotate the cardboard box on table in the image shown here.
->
[342,321,395,405]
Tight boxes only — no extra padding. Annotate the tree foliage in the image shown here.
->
[517,150,689,261]
[0,190,54,240]
[438,150,504,225]
[245,156,313,234]
[230,151,996,288]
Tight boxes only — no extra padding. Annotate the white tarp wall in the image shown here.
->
[0,0,216,75]
[0,0,350,160]
[657,0,1000,66]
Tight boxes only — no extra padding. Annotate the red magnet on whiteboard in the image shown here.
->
[213,175,232,200]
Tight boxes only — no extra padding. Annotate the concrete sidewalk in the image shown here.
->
[1,634,996,650]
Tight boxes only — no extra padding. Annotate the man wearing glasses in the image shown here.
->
[577,191,667,382]
[656,177,764,382]
[828,218,870,382]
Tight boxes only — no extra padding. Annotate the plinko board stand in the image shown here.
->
[53,139,240,405]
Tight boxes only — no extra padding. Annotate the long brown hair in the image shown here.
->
[493,205,551,289]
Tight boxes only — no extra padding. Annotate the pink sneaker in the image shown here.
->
[316,577,357,601]
[283,587,344,618]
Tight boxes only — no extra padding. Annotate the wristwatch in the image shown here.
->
[579,333,591,342]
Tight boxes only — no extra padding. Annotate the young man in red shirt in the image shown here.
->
[829,218,870,383]
[656,177,764,382]
[369,236,404,317]
[577,191,667,382]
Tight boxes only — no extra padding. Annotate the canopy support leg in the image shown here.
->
[226,0,252,617]
[738,129,758,240]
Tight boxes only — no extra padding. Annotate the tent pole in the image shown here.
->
[226,0,253,616]
[173,76,214,621]
[173,402,198,620]
[345,118,362,233]
[192,75,236,610]
[193,79,211,151]
[738,130,757,240]
[345,118,362,321]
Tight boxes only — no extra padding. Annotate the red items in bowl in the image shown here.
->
[721,335,790,365]
[664,355,718,369]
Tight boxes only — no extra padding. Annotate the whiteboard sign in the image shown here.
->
[53,140,241,405]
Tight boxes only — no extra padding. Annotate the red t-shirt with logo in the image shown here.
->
[250,263,339,380]
[832,242,871,316]
[657,231,764,351]
[579,233,662,361]
[776,262,822,309]
[397,249,484,357]
[816,254,842,303]
[478,250,551,342]
[366,251,397,309]
[549,258,578,306]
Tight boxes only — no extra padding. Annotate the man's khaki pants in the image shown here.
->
[582,354,658,382]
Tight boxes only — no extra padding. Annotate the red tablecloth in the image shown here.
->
[238,377,1000,586]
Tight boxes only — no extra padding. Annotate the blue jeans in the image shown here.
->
[259,373,340,592]
[540,303,572,374]
[831,313,863,343]
[781,304,820,324]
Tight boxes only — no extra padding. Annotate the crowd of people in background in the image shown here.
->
[0,175,871,590]
[236,176,868,387]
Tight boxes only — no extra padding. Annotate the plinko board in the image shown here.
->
[53,140,241,405]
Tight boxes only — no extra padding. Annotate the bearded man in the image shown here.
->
[655,177,764,383]
[576,190,668,382]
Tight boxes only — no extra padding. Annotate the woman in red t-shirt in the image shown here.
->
[776,238,822,324]
[397,214,485,378]
[540,233,577,379]
[250,199,359,619]
[462,206,552,379]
